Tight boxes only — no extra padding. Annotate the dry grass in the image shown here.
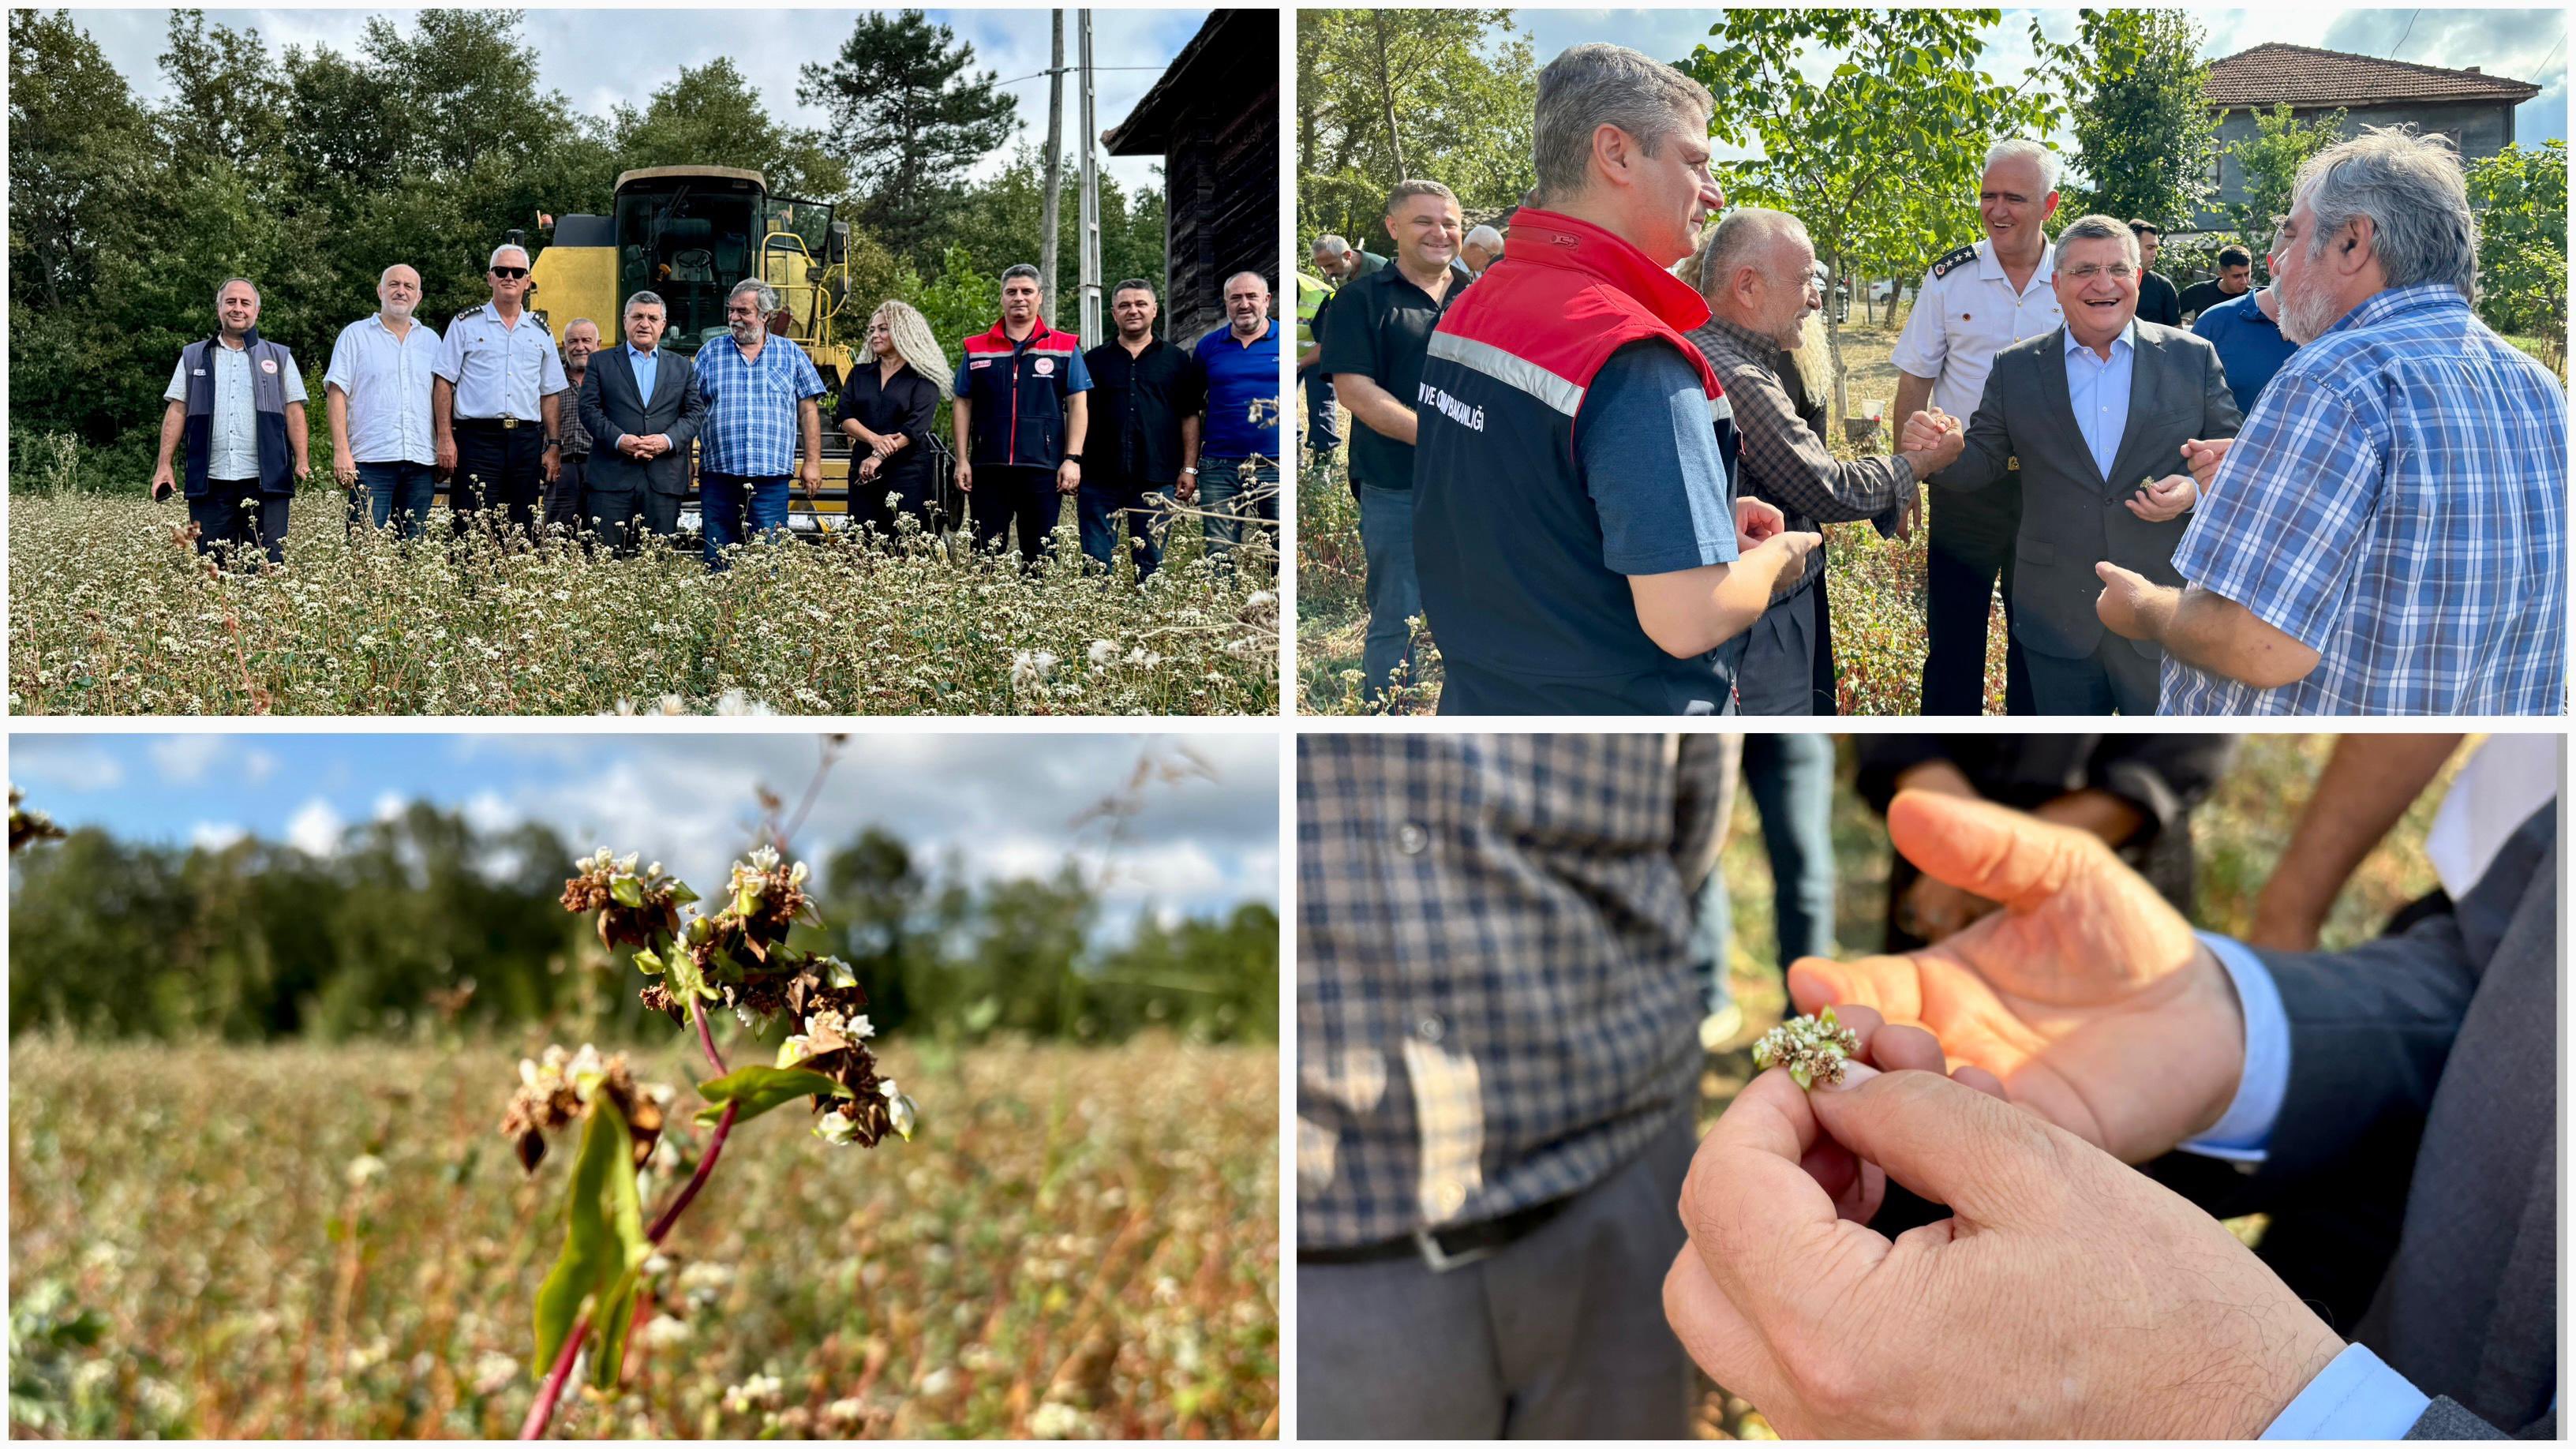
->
[8,1036,1279,1439]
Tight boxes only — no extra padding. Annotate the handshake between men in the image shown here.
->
[1665,790,2353,1439]
[1900,406,2218,525]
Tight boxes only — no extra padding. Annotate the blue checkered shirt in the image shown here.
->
[691,334,826,478]
[1296,734,1726,1248]
[2163,285,2567,714]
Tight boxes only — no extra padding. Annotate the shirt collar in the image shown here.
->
[626,342,658,361]
[2332,283,2471,336]
[984,317,1055,347]
[1978,236,2056,289]
[2061,318,2137,359]
[1695,311,1789,370]
[1494,207,1710,334]
[1219,319,1275,347]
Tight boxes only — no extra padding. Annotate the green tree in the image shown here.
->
[9,10,154,313]
[2044,9,2217,227]
[1679,9,2068,421]
[945,147,1170,336]
[1295,10,1537,248]
[610,58,848,202]
[798,9,1019,263]
[2226,103,2348,255]
[2465,139,2567,369]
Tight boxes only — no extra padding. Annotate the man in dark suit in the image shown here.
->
[1909,214,2241,714]
[576,290,707,553]
[1668,786,2555,1440]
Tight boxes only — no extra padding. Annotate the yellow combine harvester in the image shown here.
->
[522,165,901,531]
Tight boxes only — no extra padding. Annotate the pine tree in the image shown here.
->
[798,9,1019,263]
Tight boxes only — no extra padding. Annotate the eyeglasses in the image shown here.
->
[489,268,529,279]
[2061,264,2137,283]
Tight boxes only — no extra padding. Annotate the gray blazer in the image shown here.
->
[578,346,707,497]
[2250,802,2556,1439]
[1929,321,2241,661]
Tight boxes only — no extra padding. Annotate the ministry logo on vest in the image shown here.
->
[1034,357,1054,376]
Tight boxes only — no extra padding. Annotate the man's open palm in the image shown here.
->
[1788,791,2246,1163]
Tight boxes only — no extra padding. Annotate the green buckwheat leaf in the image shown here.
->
[530,1096,647,1388]
[694,1065,852,1126]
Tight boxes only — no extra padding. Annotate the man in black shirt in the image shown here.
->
[2179,245,2254,321]
[1318,179,1470,702]
[2129,220,2181,327]
[1080,279,1201,582]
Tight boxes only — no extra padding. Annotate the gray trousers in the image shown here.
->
[1297,1112,1697,1439]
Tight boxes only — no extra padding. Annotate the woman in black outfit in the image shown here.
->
[834,299,948,542]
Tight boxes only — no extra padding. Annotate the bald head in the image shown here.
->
[1695,208,1818,349]
[376,264,421,322]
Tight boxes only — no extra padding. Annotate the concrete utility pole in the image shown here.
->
[1077,9,1102,347]
[1040,11,1065,327]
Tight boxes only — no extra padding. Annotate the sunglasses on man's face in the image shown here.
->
[490,268,529,279]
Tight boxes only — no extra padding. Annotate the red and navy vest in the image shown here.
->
[1413,208,1743,715]
[958,319,1083,468]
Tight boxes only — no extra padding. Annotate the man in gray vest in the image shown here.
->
[151,276,311,567]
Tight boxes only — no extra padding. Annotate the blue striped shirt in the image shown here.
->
[2163,285,2567,715]
[691,334,826,477]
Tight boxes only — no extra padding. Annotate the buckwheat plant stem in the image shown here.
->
[519,1002,739,1440]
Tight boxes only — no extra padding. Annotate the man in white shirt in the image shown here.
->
[325,264,441,541]
[433,242,567,544]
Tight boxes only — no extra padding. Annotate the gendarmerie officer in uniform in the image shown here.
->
[433,242,568,543]
[1889,138,2066,716]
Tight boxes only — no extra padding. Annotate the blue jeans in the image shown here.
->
[1301,369,1340,456]
[1694,732,1839,1011]
[352,459,436,540]
[1357,482,1419,701]
[702,473,790,569]
[1198,455,1279,561]
[1078,478,1174,580]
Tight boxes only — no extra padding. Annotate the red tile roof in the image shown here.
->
[2206,43,2542,109]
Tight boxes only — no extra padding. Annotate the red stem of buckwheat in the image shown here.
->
[519,1002,738,1440]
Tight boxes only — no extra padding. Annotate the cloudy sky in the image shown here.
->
[9,731,1280,935]
[1517,7,2568,158]
[65,7,1222,193]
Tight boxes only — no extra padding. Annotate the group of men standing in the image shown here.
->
[152,249,1282,581]
[960,264,1282,579]
[1312,41,2565,716]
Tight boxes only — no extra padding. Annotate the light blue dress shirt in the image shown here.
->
[2061,320,2136,483]
[165,341,309,480]
[625,342,661,408]
[323,314,440,466]
[2184,932,2436,1440]
[435,301,567,421]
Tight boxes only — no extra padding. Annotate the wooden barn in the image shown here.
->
[1104,10,1278,346]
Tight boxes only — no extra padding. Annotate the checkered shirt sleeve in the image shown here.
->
[2165,286,2567,714]
[1296,734,1713,1248]
[1687,319,1915,528]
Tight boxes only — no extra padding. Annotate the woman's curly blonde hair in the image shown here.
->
[868,299,953,399]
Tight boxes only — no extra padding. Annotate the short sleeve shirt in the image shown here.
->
[435,303,567,421]
[1082,337,1201,485]
[324,315,440,466]
[168,341,308,481]
[694,335,827,477]
[1316,263,1470,490]
[1193,319,1281,459]
[1889,238,2065,421]
[1578,342,1740,575]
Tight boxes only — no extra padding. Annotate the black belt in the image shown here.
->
[455,416,537,431]
[1298,1193,1572,1273]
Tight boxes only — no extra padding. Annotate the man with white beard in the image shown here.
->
[325,264,442,539]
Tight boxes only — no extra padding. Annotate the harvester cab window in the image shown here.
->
[617,182,762,352]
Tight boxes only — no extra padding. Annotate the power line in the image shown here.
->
[2535,31,2566,77]
[2387,9,2420,59]
[990,66,1163,87]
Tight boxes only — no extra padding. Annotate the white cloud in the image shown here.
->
[241,748,277,785]
[286,798,346,858]
[148,736,227,784]
[11,742,125,791]
[373,790,406,823]
[462,790,521,835]
[190,821,248,852]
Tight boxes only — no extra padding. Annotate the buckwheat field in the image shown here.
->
[9,1036,1279,1438]
[6,492,1278,716]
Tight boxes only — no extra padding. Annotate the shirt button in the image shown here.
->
[1416,1015,1446,1043]
[1396,822,1428,855]
[1436,1181,1468,1215]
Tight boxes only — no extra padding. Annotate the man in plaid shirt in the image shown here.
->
[2098,127,2567,713]
[1297,733,1728,1436]
[1686,208,1968,714]
[691,278,827,570]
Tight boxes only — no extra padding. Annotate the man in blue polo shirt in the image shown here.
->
[1193,270,1282,564]
[2192,275,2300,416]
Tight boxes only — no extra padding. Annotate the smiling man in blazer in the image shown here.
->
[1906,214,2242,714]
[577,290,709,553]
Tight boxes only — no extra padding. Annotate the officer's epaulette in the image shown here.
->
[452,307,484,326]
[1929,243,1981,281]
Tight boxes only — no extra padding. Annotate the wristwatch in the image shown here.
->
[1181,466,1200,476]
